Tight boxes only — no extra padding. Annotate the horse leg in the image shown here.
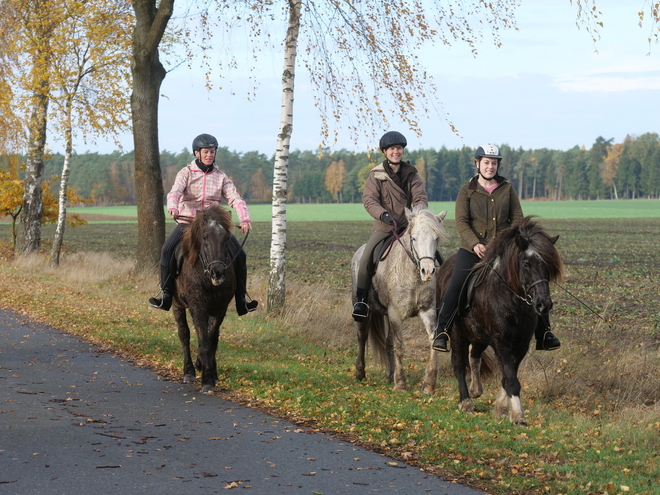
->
[420,307,439,395]
[190,309,216,394]
[355,320,368,381]
[388,315,407,392]
[173,306,196,384]
[452,331,475,413]
[468,343,488,399]
[492,344,528,426]
[385,325,396,384]
[208,314,225,386]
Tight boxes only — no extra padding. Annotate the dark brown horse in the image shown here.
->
[436,216,563,425]
[172,205,236,394]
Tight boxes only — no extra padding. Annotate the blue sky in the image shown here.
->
[74,0,660,156]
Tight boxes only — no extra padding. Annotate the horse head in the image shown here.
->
[493,216,564,315]
[183,205,234,286]
[404,207,448,282]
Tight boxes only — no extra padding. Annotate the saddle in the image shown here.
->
[169,244,184,279]
[457,264,488,316]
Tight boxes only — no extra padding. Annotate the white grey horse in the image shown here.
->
[351,206,447,392]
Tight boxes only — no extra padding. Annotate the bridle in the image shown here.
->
[200,229,250,277]
[487,259,549,306]
[175,213,250,278]
[386,219,436,269]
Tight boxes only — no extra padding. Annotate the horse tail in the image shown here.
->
[368,312,389,369]
[478,347,497,380]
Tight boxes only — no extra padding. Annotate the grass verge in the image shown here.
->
[1,251,659,495]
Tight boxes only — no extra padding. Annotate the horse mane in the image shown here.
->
[408,205,449,242]
[478,216,564,293]
[181,205,234,266]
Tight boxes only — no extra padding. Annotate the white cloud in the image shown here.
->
[554,71,660,92]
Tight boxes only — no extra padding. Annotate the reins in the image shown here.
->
[485,259,548,306]
[200,228,250,276]
[382,218,436,268]
[553,280,613,327]
[175,213,250,275]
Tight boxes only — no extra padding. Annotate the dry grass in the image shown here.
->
[5,248,660,420]
[12,251,136,284]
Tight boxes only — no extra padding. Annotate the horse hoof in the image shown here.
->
[512,419,529,427]
[201,384,215,394]
[421,383,435,395]
[183,374,196,384]
[459,399,475,413]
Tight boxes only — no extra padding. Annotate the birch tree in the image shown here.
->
[0,0,70,254]
[267,0,302,310]
[49,2,133,266]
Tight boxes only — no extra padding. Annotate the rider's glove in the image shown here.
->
[380,212,394,226]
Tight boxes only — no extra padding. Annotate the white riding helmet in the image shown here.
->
[474,144,502,160]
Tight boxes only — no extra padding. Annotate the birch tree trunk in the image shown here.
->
[50,97,73,266]
[267,0,301,311]
[21,74,49,254]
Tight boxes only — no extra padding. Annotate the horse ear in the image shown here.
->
[549,235,559,245]
[437,210,447,222]
[405,207,413,222]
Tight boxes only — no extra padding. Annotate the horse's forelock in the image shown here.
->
[528,230,564,283]
[409,207,447,240]
[490,216,563,285]
[206,205,234,234]
[182,211,204,265]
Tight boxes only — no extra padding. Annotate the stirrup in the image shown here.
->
[149,291,172,311]
[536,330,560,351]
[432,331,450,352]
[352,301,369,322]
[245,296,258,312]
[237,294,258,316]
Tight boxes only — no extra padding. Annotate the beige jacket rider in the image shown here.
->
[362,161,428,231]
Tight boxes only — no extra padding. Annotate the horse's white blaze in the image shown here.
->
[526,247,542,259]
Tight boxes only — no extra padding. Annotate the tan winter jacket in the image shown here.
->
[362,161,428,232]
[455,175,524,252]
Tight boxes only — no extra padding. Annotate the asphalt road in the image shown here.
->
[0,307,485,494]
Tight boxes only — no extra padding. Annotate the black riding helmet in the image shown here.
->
[192,133,219,154]
[379,131,407,152]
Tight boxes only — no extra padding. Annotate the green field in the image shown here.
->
[67,198,660,223]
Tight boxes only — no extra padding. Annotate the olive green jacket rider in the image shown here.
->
[455,175,524,252]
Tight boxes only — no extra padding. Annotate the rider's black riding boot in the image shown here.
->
[432,307,451,352]
[535,315,561,351]
[352,288,369,322]
[235,254,258,316]
[149,264,174,311]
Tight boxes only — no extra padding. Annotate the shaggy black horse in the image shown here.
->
[436,216,563,425]
[172,205,236,394]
